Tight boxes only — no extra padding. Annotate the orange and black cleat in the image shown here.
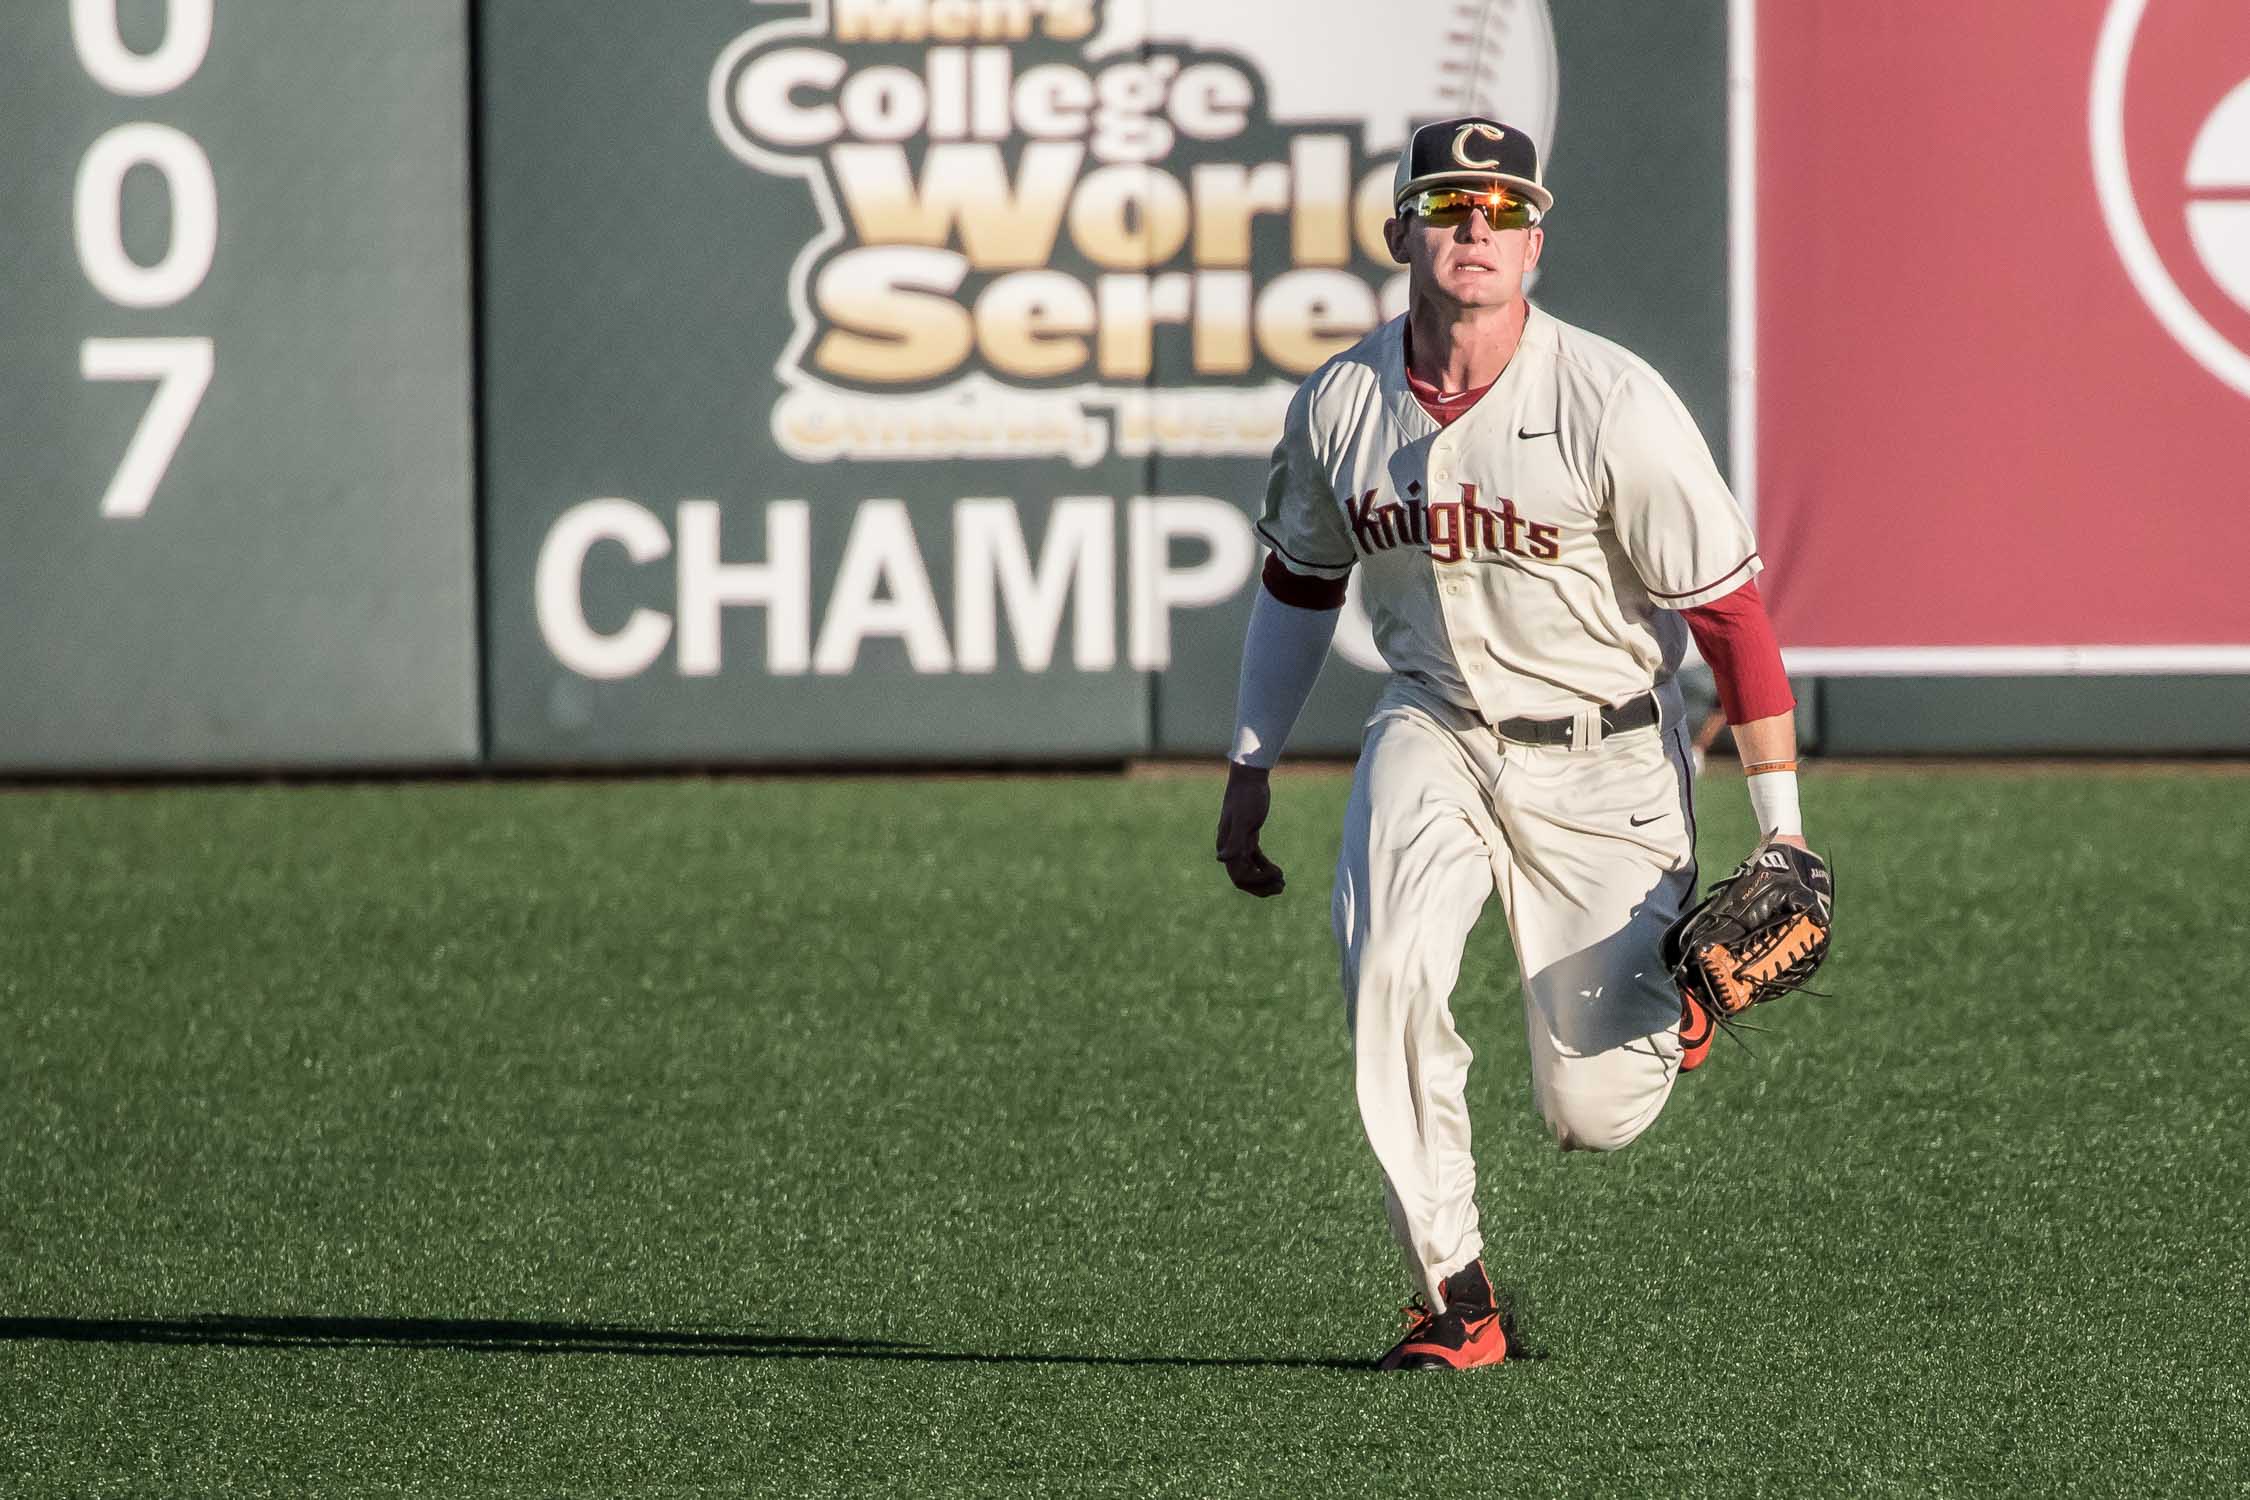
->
[1678,990,1714,1072]
[1377,1260,1509,1372]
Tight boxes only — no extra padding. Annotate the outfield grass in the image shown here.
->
[2,766,2246,1496]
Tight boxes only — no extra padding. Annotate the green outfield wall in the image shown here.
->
[0,0,480,771]
[0,1,2238,771]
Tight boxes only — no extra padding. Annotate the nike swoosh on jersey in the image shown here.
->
[1517,425,1559,439]
[1629,813,1666,826]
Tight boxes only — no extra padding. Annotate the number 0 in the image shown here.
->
[74,123,218,309]
[70,0,214,97]
[81,337,214,519]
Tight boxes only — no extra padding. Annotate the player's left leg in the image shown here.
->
[1494,715,1702,1152]
[1334,684,1522,1372]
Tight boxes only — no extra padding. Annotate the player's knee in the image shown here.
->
[1550,1113,1651,1154]
[1358,928,1424,980]
[1539,1089,1663,1154]
[1344,929,1419,996]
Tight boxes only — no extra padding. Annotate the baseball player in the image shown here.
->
[1215,117,1816,1371]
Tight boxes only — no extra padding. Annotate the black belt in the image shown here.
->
[1494,690,1660,748]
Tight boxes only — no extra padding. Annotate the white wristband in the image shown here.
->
[1745,769,1803,838]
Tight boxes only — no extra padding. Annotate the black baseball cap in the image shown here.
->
[1392,117,1553,217]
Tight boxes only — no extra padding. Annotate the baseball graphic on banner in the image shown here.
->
[1090,0,1557,154]
[2186,79,2250,315]
[2093,0,2250,400]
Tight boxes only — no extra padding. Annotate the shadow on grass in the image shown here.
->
[0,1315,1374,1372]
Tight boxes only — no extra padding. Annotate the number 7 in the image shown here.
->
[81,336,213,519]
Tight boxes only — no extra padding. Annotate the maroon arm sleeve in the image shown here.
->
[1681,578,1796,725]
[1262,552,1348,610]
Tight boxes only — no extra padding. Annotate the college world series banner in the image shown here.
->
[478,0,1730,762]
[1751,0,2250,675]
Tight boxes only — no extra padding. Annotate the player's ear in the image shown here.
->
[1522,224,1544,273]
[1383,215,1410,265]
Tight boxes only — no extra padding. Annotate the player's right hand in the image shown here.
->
[1215,760,1286,897]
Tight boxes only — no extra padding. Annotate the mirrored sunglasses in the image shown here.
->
[1400,187,1539,231]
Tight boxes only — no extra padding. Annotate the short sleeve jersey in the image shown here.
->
[1256,304,1759,721]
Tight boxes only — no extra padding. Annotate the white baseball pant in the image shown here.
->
[1332,674,1699,1308]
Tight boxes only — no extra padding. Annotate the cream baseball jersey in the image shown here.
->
[1257,303,1759,721]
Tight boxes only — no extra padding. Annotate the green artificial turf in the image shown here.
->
[2,766,2246,1496]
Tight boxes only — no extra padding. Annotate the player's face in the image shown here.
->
[1384,189,1544,311]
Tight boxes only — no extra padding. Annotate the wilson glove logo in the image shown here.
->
[708,0,1556,466]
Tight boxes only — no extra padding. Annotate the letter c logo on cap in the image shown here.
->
[1451,122,1506,169]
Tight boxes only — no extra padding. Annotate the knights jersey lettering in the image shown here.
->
[1256,304,1760,722]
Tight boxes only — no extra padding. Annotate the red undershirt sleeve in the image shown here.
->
[1681,578,1796,725]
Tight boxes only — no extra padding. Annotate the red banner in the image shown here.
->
[1751,0,2250,672]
